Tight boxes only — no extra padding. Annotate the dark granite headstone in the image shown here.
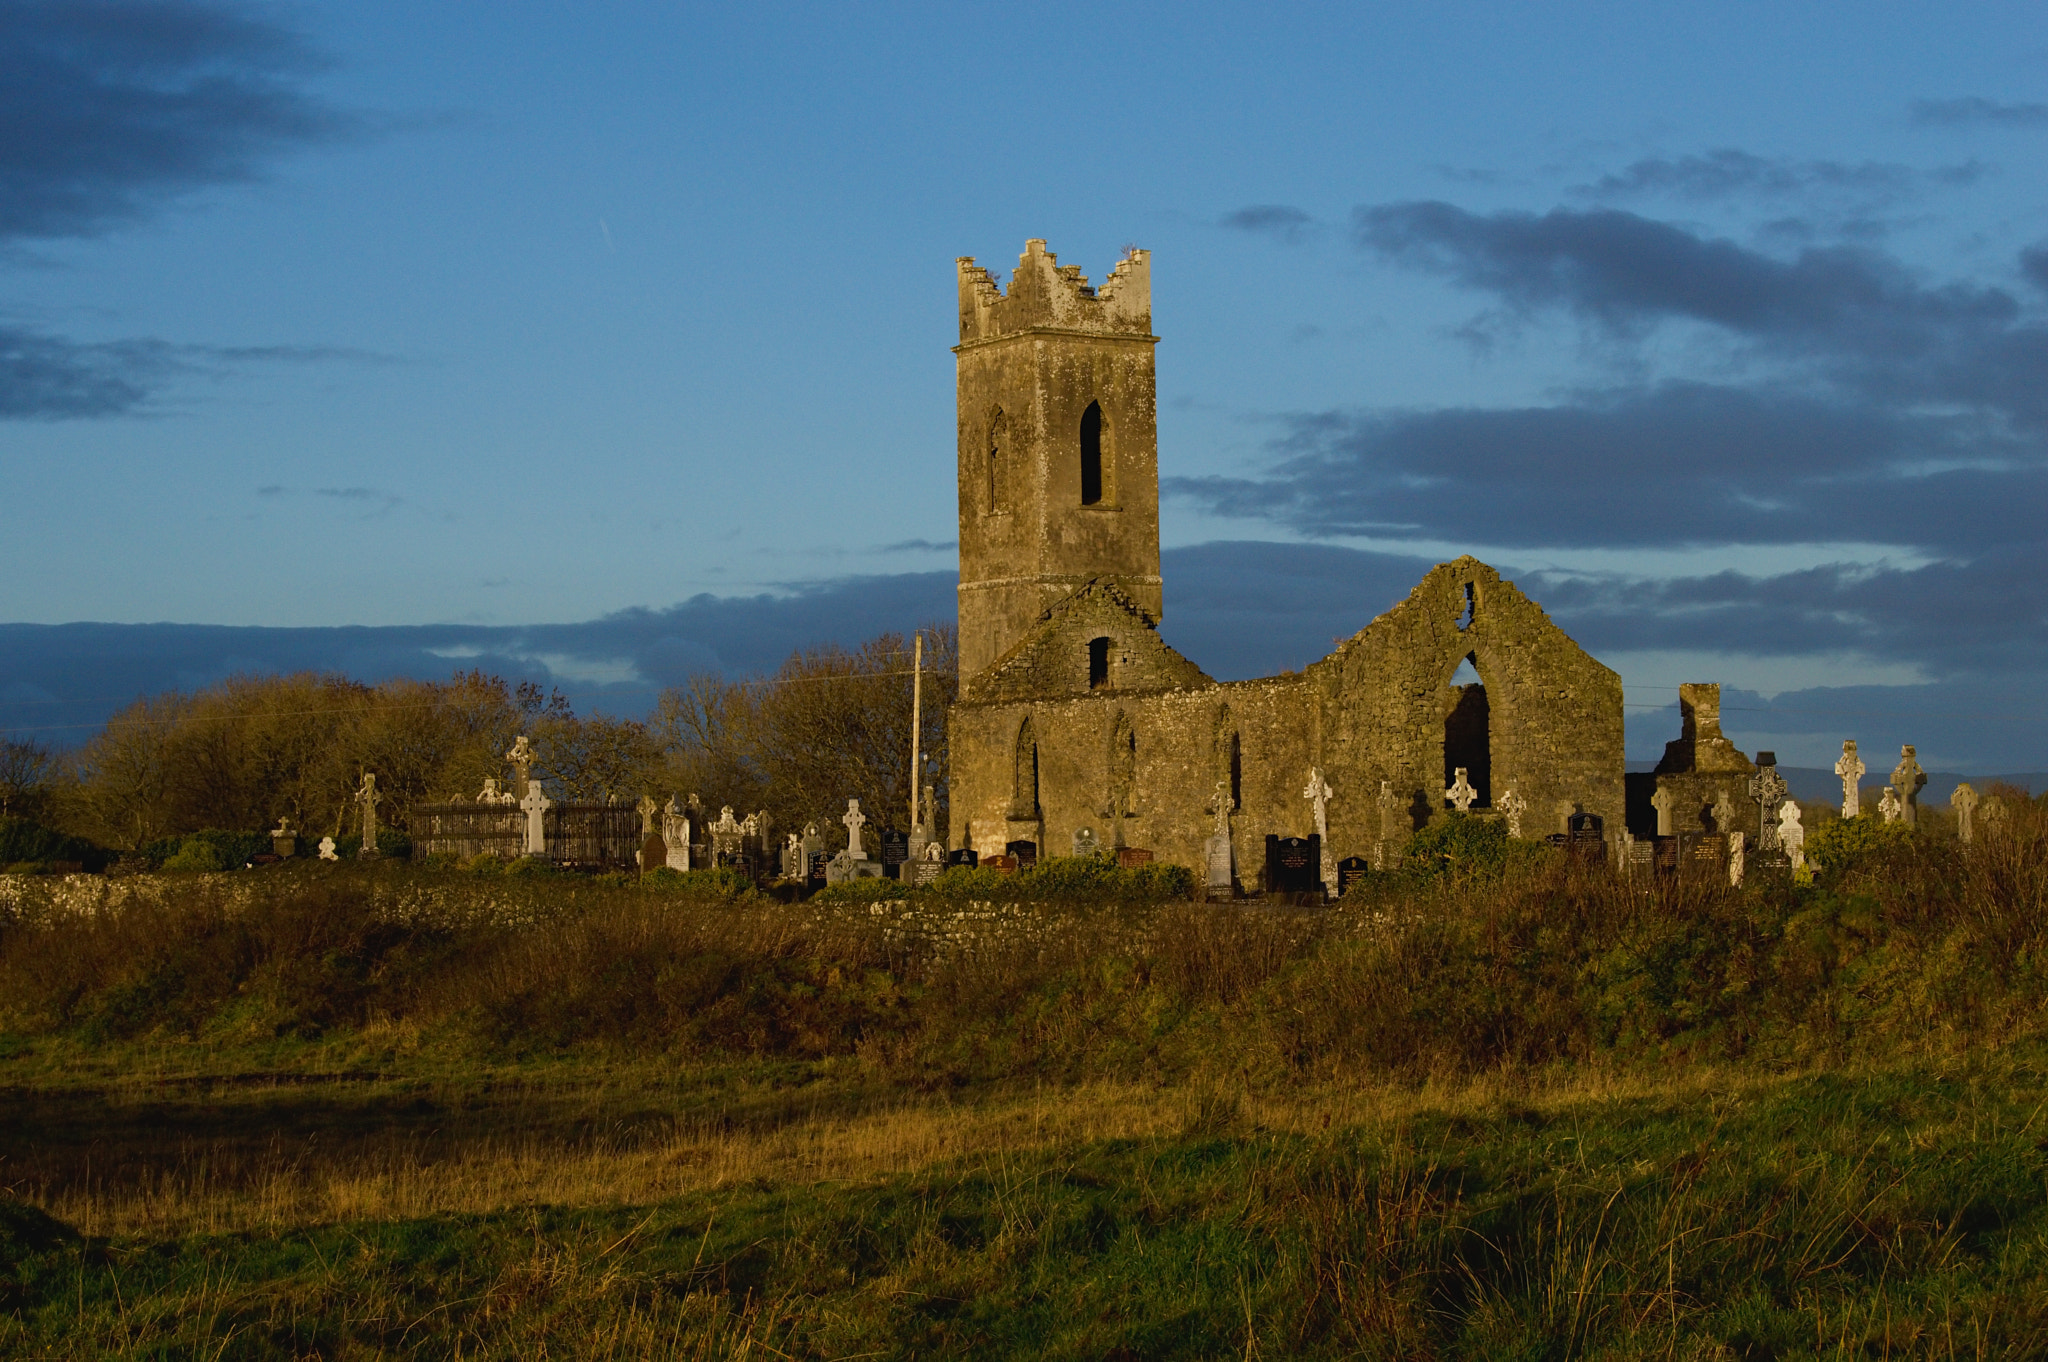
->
[807,851,829,889]
[1748,848,1793,884]
[638,833,667,874]
[1336,855,1371,896]
[1265,833,1322,894]
[947,848,979,868]
[1005,839,1038,870]
[1115,847,1153,868]
[1566,811,1606,864]
[1679,832,1727,877]
[880,829,908,879]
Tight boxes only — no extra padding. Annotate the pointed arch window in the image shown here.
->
[1080,401,1105,505]
[986,408,1006,514]
[1012,716,1040,818]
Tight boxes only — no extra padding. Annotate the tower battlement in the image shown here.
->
[957,239,1152,346]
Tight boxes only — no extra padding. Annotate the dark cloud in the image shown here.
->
[1220,205,1312,242]
[0,323,162,416]
[1165,382,2046,555]
[2023,243,2048,293]
[0,0,350,241]
[1569,149,1961,204]
[1910,97,2048,129]
[878,538,957,553]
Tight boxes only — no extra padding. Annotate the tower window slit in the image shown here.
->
[1080,401,1104,505]
[1089,636,1110,689]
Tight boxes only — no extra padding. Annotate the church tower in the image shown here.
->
[954,240,1162,678]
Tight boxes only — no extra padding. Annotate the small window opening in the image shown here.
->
[1229,732,1242,809]
[1457,581,1475,631]
[987,444,999,513]
[1088,636,1110,689]
[1080,401,1104,505]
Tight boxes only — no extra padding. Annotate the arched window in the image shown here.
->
[1088,636,1110,689]
[986,408,1006,514]
[1080,401,1105,505]
[1012,716,1040,818]
[1443,653,1491,807]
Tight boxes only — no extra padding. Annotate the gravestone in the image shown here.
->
[710,807,746,866]
[663,797,691,871]
[638,833,667,874]
[1624,833,1656,878]
[842,800,868,859]
[1879,785,1903,823]
[505,736,535,797]
[1835,741,1866,818]
[1207,776,1235,895]
[1952,782,1980,843]
[1728,830,1746,887]
[783,832,802,879]
[1650,785,1675,837]
[880,829,909,879]
[1497,788,1524,838]
[910,840,947,886]
[355,772,380,857]
[1566,811,1606,864]
[520,782,552,856]
[824,848,884,885]
[807,852,829,890]
[1336,855,1370,897]
[270,816,296,859]
[1072,826,1100,857]
[1679,832,1727,878]
[1302,767,1336,897]
[1115,847,1153,868]
[318,835,338,862]
[948,848,979,868]
[1374,778,1404,869]
[1005,839,1037,869]
[1891,746,1927,825]
[982,854,1018,872]
[1445,768,1478,812]
[1265,833,1322,894]
[800,822,825,871]
[1748,754,1788,851]
[1780,802,1807,872]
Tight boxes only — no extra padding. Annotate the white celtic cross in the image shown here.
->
[1445,768,1477,812]
[842,799,867,858]
[1302,767,1335,895]
[1834,740,1865,818]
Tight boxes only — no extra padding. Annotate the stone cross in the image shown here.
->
[519,781,552,855]
[919,783,937,838]
[505,736,535,796]
[1748,764,1788,851]
[1445,768,1477,812]
[1650,785,1675,837]
[1891,746,1927,825]
[1779,802,1805,872]
[784,831,802,878]
[354,772,379,855]
[270,815,294,839]
[1497,788,1523,838]
[1728,830,1745,888]
[1879,784,1902,824]
[1303,767,1335,896]
[636,794,658,838]
[842,799,867,859]
[1835,741,1865,818]
[1709,787,1735,835]
[1952,782,1979,843]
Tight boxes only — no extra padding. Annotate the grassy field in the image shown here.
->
[4,808,2048,1357]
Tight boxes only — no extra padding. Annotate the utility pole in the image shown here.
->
[908,631,923,831]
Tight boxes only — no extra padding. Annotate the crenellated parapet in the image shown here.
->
[958,239,1152,346]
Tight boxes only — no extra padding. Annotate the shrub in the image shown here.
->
[159,840,227,873]
[0,817,113,873]
[639,866,757,899]
[1807,812,1913,881]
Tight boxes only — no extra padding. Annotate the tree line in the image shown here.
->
[0,626,955,855]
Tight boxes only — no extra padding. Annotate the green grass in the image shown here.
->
[5,804,2048,1356]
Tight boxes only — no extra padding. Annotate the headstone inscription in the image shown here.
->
[1835,740,1866,818]
[1116,847,1153,868]
[1624,831,1656,878]
[982,854,1019,872]
[1265,833,1322,895]
[911,840,947,886]
[1952,782,1980,843]
[880,829,909,879]
[1336,855,1370,897]
[1891,746,1927,825]
[1678,832,1727,878]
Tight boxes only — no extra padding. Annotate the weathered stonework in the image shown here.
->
[948,241,1627,887]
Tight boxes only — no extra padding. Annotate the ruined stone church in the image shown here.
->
[946,239,1625,886]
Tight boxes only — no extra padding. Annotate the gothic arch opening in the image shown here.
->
[1443,653,1491,808]
[1088,636,1110,689]
[1080,400,1105,505]
[1106,710,1136,839]
[1012,716,1040,818]
[986,408,1006,513]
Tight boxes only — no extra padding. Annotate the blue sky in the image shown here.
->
[3,1,2046,771]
